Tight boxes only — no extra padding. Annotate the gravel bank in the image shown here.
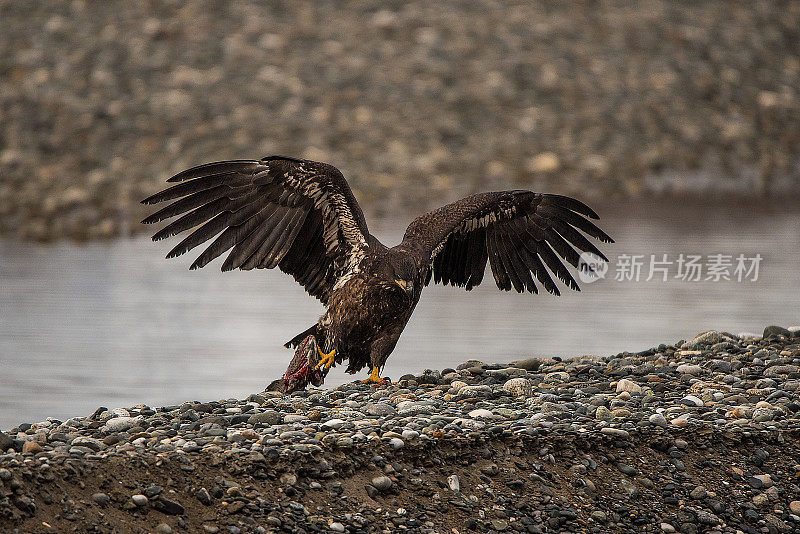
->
[1,2,799,241]
[2,326,800,533]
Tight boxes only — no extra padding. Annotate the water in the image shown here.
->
[1,200,798,429]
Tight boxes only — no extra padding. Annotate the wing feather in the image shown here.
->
[241,208,294,270]
[142,173,250,206]
[402,191,612,295]
[142,156,371,303]
[189,205,276,270]
[455,234,469,286]
[145,187,234,228]
[501,225,536,293]
[217,206,282,271]
[486,225,511,291]
[465,227,487,290]
[538,204,612,243]
[260,209,308,269]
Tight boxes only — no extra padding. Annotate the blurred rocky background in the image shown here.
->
[1,0,799,241]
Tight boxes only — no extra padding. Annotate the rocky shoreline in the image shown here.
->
[2,326,800,533]
[2,2,800,241]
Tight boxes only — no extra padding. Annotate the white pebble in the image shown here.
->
[503,377,533,397]
[676,364,702,376]
[681,395,704,407]
[448,474,460,492]
[450,380,468,391]
[401,429,419,440]
[321,418,346,429]
[616,378,642,394]
[103,416,142,432]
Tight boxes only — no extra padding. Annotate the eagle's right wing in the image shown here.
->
[141,156,370,304]
[401,191,613,295]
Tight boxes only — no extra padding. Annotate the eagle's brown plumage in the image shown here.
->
[142,156,613,391]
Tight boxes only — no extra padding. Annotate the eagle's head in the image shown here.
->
[378,249,417,299]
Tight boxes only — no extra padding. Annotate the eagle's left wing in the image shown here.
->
[400,191,612,295]
[141,156,370,304]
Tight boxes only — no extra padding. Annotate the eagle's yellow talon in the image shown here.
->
[315,347,336,370]
[360,366,386,384]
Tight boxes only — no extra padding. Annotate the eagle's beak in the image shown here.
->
[395,279,413,298]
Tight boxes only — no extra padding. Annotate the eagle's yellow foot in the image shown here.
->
[315,347,336,371]
[360,366,389,385]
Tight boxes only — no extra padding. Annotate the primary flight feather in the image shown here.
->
[142,156,613,391]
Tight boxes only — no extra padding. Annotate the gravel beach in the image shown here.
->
[2,2,800,241]
[2,327,800,533]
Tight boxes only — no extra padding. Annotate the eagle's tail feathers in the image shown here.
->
[284,324,317,349]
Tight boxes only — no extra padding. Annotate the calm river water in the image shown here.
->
[1,199,798,429]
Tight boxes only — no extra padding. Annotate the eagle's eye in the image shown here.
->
[394,278,414,297]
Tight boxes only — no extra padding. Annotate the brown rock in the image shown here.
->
[22,441,44,454]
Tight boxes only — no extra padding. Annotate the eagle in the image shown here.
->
[142,156,612,391]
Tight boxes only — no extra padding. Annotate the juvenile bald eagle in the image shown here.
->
[142,156,612,390]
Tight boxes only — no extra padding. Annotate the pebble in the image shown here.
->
[502,378,533,397]
[753,493,769,506]
[752,474,773,488]
[616,378,642,394]
[480,464,499,476]
[91,493,110,506]
[595,406,613,421]
[617,462,638,476]
[509,358,540,372]
[371,476,393,492]
[447,474,460,492]
[676,364,703,376]
[600,428,630,438]
[247,410,281,426]
[764,326,792,338]
[491,519,508,531]
[401,429,419,440]
[321,418,346,430]
[131,494,148,507]
[367,403,396,416]
[71,436,104,451]
[670,414,692,427]
[681,395,704,407]
[648,413,668,428]
[196,488,212,505]
[22,441,43,455]
[458,385,492,397]
[0,432,12,453]
[752,407,775,422]
[153,497,184,516]
[104,417,141,432]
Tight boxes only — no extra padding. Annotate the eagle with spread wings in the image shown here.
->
[142,156,612,391]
